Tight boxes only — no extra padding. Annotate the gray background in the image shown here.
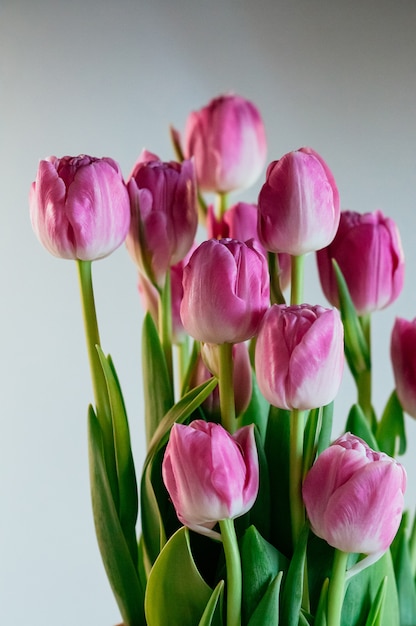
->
[1,1,415,624]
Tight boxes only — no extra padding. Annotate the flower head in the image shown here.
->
[391,317,416,418]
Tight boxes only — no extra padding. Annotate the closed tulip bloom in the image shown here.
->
[303,433,406,554]
[257,147,340,255]
[317,210,404,316]
[180,238,270,344]
[162,420,259,535]
[30,155,130,261]
[126,150,197,287]
[255,304,344,410]
[207,202,291,291]
[183,94,267,193]
[391,317,416,418]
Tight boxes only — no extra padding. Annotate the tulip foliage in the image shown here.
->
[30,94,416,626]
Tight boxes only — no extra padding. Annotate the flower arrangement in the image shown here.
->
[30,94,415,626]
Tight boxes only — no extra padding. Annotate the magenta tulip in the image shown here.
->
[183,94,267,193]
[207,202,291,292]
[180,238,270,344]
[126,150,197,287]
[317,209,405,315]
[255,304,344,410]
[30,154,130,261]
[391,317,416,418]
[257,147,340,255]
[162,420,259,535]
[303,433,406,554]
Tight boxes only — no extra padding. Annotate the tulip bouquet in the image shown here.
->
[30,94,416,626]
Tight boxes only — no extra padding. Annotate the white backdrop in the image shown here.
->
[1,1,416,624]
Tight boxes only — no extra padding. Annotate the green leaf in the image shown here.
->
[88,406,145,626]
[390,514,416,626]
[280,523,309,626]
[314,578,329,626]
[96,347,138,562]
[142,312,174,447]
[247,572,283,626]
[317,402,334,456]
[243,428,271,542]
[240,525,289,623]
[145,527,213,626]
[365,576,387,626]
[238,370,270,446]
[332,260,370,380]
[198,581,225,626]
[376,390,406,456]
[345,404,379,450]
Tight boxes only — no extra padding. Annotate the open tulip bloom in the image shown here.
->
[31,96,415,626]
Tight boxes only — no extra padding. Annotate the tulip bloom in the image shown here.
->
[207,202,291,292]
[303,433,406,554]
[30,154,130,261]
[126,150,197,287]
[255,304,344,410]
[183,94,267,193]
[180,238,270,344]
[257,147,340,256]
[391,317,416,418]
[162,420,259,535]
[317,209,405,316]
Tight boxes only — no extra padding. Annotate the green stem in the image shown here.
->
[268,252,286,305]
[357,314,372,423]
[289,408,306,546]
[327,549,349,626]
[218,342,236,434]
[290,254,305,305]
[158,270,173,386]
[219,518,242,626]
[217,192,229,219]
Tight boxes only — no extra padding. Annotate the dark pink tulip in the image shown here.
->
[180,238,270,344]
[258,147,340,255]
[317,210,404,316]
[183,94,267,193]
[207,201,291,291]
[162,420,259,535]
[126,150,198,287]
[30,155,130,261]
[255,304,344,410]
[391,317,416,418]
[303,433,406,554]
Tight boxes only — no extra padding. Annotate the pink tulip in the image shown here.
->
[183,94,267,193]
[30,155,130,261]
[207,202,291,292]
[255,304,344,410]
[317,210,405,316]
[257,147,340,255]
[126,150,197,287]
[162,420,259,535]
[391,317,416,418]
[180,238,270,344]
[302,433,406,554]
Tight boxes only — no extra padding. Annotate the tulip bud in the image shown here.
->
[207,202,291,292]
[162,420,259,535]
[30,154,130,261]
[257,147,340,256]
[317,209,405,315]
[302,433,406,554]
[180,238,270,344]
[391,317,416,418]
[126,150,198,287]
[255,304,344,410]
[183,94,267,193]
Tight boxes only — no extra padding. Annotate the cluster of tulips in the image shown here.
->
[30,94,415,626]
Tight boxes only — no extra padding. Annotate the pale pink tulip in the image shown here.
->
[183,94,267,193]
[303,433,406,554]
[258,147,340,255]
[30,155,130,261]
[255,304,344,410]
[391,317,416,418]
[317,210,404,315]
[162,420,259,535]
[180,238,270,344]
